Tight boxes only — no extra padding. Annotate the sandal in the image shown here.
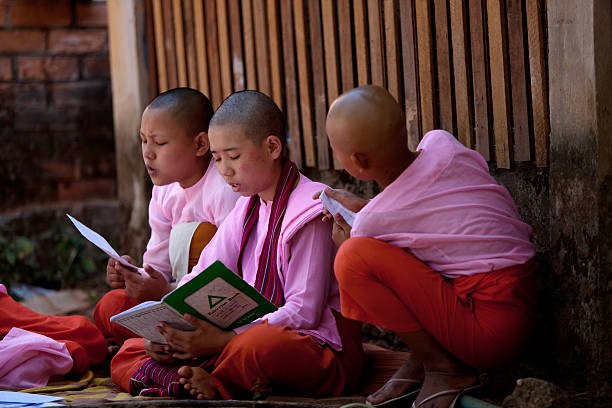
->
[366,378,423,407]
[411,379,482,408]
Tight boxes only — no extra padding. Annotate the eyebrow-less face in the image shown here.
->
[140,106,205,188]
[209,124,281,201]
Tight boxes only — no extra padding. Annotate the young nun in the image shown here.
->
[93,88,239,347]
[109,90,363,400]
[320,85,536,408]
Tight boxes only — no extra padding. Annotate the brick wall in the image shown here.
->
[0,0,115,212]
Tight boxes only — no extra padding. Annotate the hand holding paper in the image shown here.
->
[319,190,357,227]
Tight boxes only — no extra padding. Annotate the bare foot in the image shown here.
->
[366,355,424,406]
[412,370,480,408]
[178,366,220,400]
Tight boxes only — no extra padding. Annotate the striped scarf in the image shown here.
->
[236,159,299,307]
[129,160,299,396]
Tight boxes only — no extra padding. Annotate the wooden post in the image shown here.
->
[526,0,549,167]
[469,0,491,160]
[415,0,435,133]
[434,0,454,134]
[107,0,151,263]
[399,0,420,150]
[486,0,511,168]
[450,0,474,148]
[547,0,612,384]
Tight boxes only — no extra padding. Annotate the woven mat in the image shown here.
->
[10,343,409,406]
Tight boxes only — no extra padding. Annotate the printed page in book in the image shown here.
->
[110,301,194,344]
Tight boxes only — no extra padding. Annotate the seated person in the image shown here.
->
[321,85,536,408]
[0,283,107,375]
[93,88,239,347]
[109,90,363,400]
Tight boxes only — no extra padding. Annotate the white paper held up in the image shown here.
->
[66,214,149,278]
[319,190,356,227]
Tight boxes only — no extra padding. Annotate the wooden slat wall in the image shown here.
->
[146,0,550,169]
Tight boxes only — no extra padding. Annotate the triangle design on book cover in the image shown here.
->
[208,294,226,308]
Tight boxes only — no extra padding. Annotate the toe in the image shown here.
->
[177,365,193,378]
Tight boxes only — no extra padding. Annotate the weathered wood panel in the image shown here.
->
[279,0,302,167]
[354,0,370,86]
[294,0,316,166]
[434,0,454,133]
[337,0,355,92]
[415,0,435,133]
[192,0,209,96]
[507,0,531,161]
[228,0,244,91]
[216,0,233,98]
[399,0,420,150]
[268,0,283,108]
[172,0,187,87]
[526,0,549,167]
[450,0,473,148]
[144,0,549,169]
[182,0,197,89]
[469,0,490,160]
[487,0,511,168]
[384,0,401,102]
[204,0,222,107]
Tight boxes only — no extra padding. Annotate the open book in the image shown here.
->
[110,261,277,344]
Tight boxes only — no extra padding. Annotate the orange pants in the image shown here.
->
[0,291,107,374]
[111,318,363,399]
[93,289,140,345]
[334,237,536,371]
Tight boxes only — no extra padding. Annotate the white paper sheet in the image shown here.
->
[319,190,356,227]
[0,391,64,407]
[66,214,149,278]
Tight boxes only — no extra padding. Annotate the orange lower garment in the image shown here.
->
[334,237,536,371]
[93,289,140,345]
[111,318,363,399]
[0,292,107,374]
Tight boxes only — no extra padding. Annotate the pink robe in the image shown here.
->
[182,174,342,350]
[352,130,535,277]
[144,159,240,281]
[0,327,73,389]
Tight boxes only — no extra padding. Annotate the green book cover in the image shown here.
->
[162,260,278,330]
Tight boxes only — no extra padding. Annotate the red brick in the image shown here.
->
[0,83,46,109]
[48,29,107,53]
[57,178,115,201]
[52,81,110,108]
[10,0,72,27]
[76,2,107,27]
[13,107,79,132]
[17,56,79,81]
[81,54,109,79]
[0,30,45,52]
[0,57,11,81]
[0,6,6,27]
[40,159,79,180]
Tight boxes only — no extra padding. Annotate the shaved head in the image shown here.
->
[209,90,285,146]
[326,85,414,186]
[326,85,406,154]
[147,87,214,137]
